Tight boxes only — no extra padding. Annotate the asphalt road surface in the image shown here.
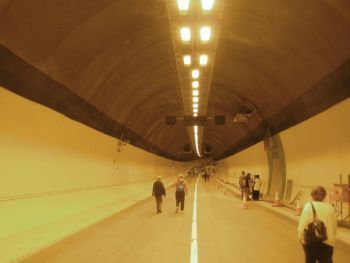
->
[22,177,350,263]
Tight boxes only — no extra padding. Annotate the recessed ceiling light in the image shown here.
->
[193,103,198,108]
[178,0,190,11]
[193,97,199,103]
[193,113,198,117]
[183,55,191,66]
[200,26,211,41]
[181,27,191,42]
[193,108,198,113]
[192,69,200,79]
[202,0,214,11]
[192,81,199,88]
[192,90,199,96]
[199,55,208,66]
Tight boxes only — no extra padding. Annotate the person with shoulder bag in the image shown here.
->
[297,186,337,263]
[173,174,188,213]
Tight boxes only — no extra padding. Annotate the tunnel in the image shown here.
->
[1,0,350,262]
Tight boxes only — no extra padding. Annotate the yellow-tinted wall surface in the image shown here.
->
[0,87,186,262]
[281,98,350,201]
[217,98,350,202]
[218,142,269,194]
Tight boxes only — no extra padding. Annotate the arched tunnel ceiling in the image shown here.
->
[0,0,350,161]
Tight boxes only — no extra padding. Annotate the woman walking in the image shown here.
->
[297,186,337,263]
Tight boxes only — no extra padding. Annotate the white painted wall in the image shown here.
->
[0,87,187,262]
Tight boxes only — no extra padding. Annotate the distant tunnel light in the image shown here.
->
[194,125,201,157]
[178,0,190,11]
[193,97,199,103]
[181,27,191,42]
[192,90,199,96]
[183,55,191,66]
[202,0,215,11]
[193,108,198,113]
[192,69,200,79]
[193,103,198,108]
[199,55,208,66]
[200,26,211,41]
[192,81,199,88]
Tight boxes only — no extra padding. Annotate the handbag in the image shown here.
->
[304,202,328,245]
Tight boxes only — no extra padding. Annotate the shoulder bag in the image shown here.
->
[304,202,328,245]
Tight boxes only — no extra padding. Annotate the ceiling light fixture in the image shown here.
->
[192,90,199,96]
[193,108,198,113]
[199,54,208,66]
[178,0,190,11]
[192,69,200,79]
[200,26,211,41]
[192,81,199,88]
[193,103,198,108]
[183,55,191,66]
[181,27,191,42]
[201,0,215,11]
[193,97,199,103]
[194,125,201,157]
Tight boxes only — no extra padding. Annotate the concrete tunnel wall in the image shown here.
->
[217,98,350,204]
[0,87,188,261]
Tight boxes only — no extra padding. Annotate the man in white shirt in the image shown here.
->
[297,186,337,263]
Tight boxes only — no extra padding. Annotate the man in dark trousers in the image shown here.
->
[152,176,166,214]
[239,171,247,199]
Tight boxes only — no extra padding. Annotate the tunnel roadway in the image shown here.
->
[22,177,349,263]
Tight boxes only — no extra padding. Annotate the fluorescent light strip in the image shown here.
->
[200,27,211,41]
[178,0,190,11]
[184,55,191,66]
[202,0,214,11]
[194,126,201,157]
[192,69,200,79]
[199,55,208,66]
[181,27,191,42]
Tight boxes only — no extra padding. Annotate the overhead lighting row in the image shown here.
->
[178,0,214,11]
[194,125,201,157]
[183,54,208,66]
[180,26,212,42]
[177,1,215,158]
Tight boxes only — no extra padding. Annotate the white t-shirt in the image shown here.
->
[297,201,337,247]
[253,179,262,191]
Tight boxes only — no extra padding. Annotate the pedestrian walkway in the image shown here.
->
[212,175,350,246]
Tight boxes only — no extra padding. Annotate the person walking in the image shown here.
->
[152,176,166,214]
[246,173,252,200]
[252,174,262,200]
[173,174,188,213]
[297,186,337,263]
[239,171,247,199]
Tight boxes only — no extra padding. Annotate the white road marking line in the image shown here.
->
[190,176,200,263]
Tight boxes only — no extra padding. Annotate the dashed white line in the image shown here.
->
[190,176,200,263]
